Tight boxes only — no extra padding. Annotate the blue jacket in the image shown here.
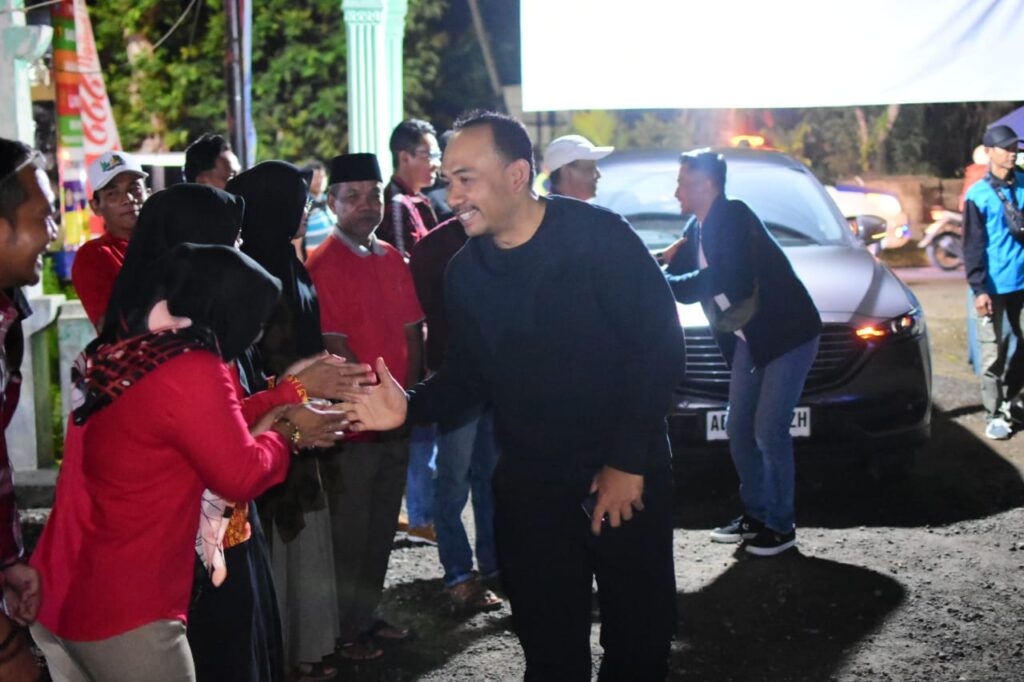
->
[963,170,1024,295]
[666,195,821,368]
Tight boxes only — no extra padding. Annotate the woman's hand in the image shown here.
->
[272,402,351,450]
[291,353,375,401]
[338,357,408,432]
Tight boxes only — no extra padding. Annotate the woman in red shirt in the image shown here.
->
[30,245,348,682]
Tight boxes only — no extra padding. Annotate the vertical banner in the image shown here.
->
[74,0,120,169]
[51,0,88,268]
[73,0,121,238]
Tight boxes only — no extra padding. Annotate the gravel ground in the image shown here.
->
[329,272,1024,682]
[24,272,1024,681]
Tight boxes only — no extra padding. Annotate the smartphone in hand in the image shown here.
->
[581,492,609,525]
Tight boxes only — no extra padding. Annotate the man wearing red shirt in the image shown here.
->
[0,138,57,627]
[306,153,424,660]
[72,150,148,328]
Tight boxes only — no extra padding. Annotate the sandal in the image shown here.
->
[364,618,411,641]
[447,577,504,613]
[335,636,383,661]
[294,661,338,680]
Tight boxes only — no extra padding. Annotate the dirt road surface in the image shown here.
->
[330,266,1024,682]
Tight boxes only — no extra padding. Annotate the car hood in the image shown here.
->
[676,245,919,328]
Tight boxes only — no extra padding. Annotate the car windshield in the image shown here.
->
[593,154,854,250]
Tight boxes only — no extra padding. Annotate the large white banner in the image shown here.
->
[521,0,1024,111]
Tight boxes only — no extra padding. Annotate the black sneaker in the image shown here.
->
[745,529,797,556]
[709,515,764,544]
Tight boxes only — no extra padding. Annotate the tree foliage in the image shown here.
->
[89,0,447,160]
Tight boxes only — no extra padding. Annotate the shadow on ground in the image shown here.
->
[672,377,1024,530]
[670,551,905,681]
[330,577,516,682]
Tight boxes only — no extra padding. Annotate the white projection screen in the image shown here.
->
[520,0,1024,111]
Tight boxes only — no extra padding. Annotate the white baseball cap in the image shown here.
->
[543,135,614,173]
[88,150,147,196]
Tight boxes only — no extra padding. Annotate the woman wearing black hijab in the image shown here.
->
[98,184,352,682]
[227,162,341,678]
[30,245,348,682]
[101,183,244,340]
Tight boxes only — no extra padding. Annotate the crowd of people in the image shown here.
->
[0,111,1020,681]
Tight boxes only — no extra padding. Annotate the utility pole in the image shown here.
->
[224,0,248,168]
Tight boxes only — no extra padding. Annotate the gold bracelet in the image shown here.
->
[275,416,302,450]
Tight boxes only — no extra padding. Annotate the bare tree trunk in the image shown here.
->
[855,104,901,173]
[466,0,503,104]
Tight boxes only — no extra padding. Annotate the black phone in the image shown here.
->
[581,492,608,524]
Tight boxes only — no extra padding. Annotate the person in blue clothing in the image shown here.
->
[963,124,1024,440]
[665,150,821,557]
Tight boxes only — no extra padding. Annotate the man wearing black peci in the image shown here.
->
[340,110,684,681]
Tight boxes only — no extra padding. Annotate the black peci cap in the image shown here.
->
[327,153,382,185]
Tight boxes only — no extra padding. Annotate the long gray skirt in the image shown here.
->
[271,506,340,666]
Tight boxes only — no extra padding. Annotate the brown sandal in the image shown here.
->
[447,577,504,613]
[335,636,383,661]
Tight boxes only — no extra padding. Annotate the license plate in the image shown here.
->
[706,407,811,441]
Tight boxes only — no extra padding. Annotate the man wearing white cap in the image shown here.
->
[543,134,614,201]
[72,150,148,328]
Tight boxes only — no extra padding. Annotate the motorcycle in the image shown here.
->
[919,206,963,271]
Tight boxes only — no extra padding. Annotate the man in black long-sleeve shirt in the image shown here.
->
[342,111,684,681]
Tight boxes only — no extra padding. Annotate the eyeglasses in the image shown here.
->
[0,150,45,187]
[413,148,442,162]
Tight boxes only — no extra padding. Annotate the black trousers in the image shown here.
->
[323,438,409,641]
[493,466,676,682]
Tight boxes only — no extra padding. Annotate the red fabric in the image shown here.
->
[306,236,424,388]
[71,232,129,327]
[31,350,290,641]
[233,363,304,425]
[0,292,24,568]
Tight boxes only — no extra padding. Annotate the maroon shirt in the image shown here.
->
[379,176,438,256]
[0,289,29,570]
[409,218,468,373]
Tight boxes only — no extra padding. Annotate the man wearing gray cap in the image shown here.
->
[963,124,1024,440]
[543,134,613,201]
[72,150,149,329]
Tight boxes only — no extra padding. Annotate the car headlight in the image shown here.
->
[855,309,925,341]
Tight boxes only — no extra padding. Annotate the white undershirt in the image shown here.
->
[698,228,746,341]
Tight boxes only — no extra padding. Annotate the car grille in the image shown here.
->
[681,324,862,398]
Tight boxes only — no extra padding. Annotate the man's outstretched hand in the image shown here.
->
[589,466,645,536]
[339,357,408,432]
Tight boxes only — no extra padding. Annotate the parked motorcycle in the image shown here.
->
[919,206,963,270]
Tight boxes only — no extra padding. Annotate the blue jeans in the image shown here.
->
[406,425,437,528]
[433,406,499,587]
[726,336,819,534]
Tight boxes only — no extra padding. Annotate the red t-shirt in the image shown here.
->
[31,350,291,641]
[72,231,129,328]
[306,235,424,388]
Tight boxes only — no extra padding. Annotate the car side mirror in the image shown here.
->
[851,214,887,245]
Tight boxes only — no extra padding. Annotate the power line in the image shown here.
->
[152,0,200,51]
[0,0,64,15]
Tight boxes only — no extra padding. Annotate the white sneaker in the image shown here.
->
[985,416,1012,440]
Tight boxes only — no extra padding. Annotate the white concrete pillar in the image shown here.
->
[342,0,393,178]
[0,0,52,144]
[385,0,407,130]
